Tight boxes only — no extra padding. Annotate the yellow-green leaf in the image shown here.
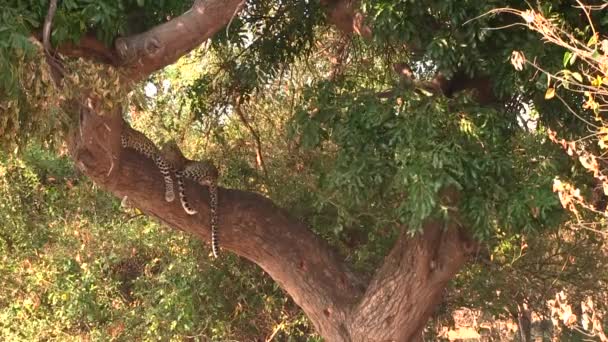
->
[545,87,555,99]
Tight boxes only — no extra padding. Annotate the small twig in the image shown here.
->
[42,0,64,85]
[265,322,285,342]
[225,0,246,38]
[555,94,599,129]
[42,0,57,55]
[123,213,145,223]
[235,100,268,176]
[575,0,596,39]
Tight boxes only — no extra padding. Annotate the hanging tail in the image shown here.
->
[176,171,198,215]
[210,184,220,258]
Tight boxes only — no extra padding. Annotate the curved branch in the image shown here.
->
[43,0,244,83]
[70,104,363,340]
[42,0,57,54]
[347,188,474,341]
[115,0,245,82]
[42,0,64,85]
[67,98,476,341]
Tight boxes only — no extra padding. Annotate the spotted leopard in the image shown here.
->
[161,141,221,258]
[120,126,175,202]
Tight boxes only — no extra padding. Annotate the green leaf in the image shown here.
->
[563,51,572,67]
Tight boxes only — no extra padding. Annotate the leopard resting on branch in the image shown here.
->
[161,141,221,258]
[120,125,175,203]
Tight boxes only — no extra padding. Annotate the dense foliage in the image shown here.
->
[0,147,314,340]
[1,0,608,340]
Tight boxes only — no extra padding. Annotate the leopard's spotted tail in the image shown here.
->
[176,171,198,215]
[210,184,219,258]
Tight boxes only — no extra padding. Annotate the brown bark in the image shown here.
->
[71,99,472,342]
[348,189,473,341]
[321,0,372,38]
[115,0,245,82]
[72,104,363,340]
[51,1,475,340]
[49,0,245,83]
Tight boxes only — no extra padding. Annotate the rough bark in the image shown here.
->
[71,98,472,342]
[51,1,476,341]
[71,104,363,340]
[115,0,245,82]
[349,228,470,341]
[51,0,245,83]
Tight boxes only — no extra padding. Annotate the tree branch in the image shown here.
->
[234,101,268,176]
[42,0,63,85]
[114,0,245,82]
[344,222,470,341]
[45,0,244,83]
[346,188,473,341]
[69,102,364,340]
[321,0,372,38]
[68,95,474,341]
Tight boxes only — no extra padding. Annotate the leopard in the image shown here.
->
[161,141,221,258]
[120,125,175,202]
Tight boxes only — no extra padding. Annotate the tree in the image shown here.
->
[1,0,606,340]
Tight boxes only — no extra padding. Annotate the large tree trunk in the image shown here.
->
[70,104,472,341]
[49,0,476,340]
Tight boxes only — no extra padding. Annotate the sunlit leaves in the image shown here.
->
[289,75,561,238]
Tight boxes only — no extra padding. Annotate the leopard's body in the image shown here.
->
[161,141,221,258]
[120,127,175,202]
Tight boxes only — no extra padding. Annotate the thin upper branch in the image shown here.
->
[234,102,268,176]
[42,0,63,85]
[321,0,372,38]
[42,0,57,54]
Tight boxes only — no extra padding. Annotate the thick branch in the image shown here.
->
[50,0,370,84]
[346,189,473,341]
[346,224,469,341]
[115,0,245,82]
[50,0,244,82]
[70,104,363,340]
[54,35,121,65]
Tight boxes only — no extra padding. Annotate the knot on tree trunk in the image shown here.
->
[68,97,123,183]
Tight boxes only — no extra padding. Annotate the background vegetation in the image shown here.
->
[0,0,607,340]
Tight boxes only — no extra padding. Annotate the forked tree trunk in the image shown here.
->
[50,0,475,340]
[70,106,471,340]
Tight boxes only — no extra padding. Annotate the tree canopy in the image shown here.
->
[1,0,607,340]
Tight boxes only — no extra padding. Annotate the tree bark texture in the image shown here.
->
[70,105,471,341]
[53,1,475,341]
